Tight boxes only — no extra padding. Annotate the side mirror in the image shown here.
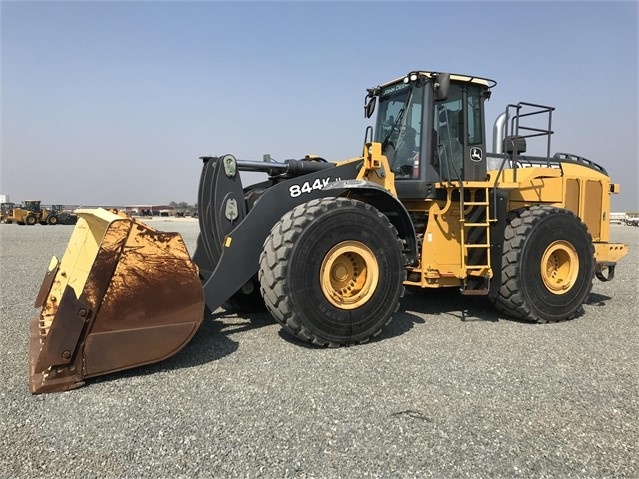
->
[365,96,377,118]
[434,73,450,101]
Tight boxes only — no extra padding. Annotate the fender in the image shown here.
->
[196,159,362,313]
[325,179,418,265]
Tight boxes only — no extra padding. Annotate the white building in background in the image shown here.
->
[0,194,10,203]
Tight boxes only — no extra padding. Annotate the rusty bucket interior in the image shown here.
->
[29,208,204,394]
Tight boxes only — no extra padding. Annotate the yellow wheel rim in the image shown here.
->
[541,240,579,295]
[320,241,379,310]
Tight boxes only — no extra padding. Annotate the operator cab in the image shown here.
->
[366,71,495,199]
[1,202,15,215]
[23,200,42,213]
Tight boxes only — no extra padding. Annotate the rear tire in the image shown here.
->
[47,215,59,225]
[492,206,594,323]
[259,198,406,346]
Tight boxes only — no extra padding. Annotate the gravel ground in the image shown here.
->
[1,221,637,479]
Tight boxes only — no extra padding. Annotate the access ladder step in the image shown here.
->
[460,288,489,296]
[460,275,490,295]
[462,222,490,227]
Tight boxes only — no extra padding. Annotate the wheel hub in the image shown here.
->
[541,240,579,294]
[320,241,379,310]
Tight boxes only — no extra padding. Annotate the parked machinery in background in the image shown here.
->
[5,200,62,225]
[1,202,16,223]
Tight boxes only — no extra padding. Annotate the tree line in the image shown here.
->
[169,201,197,212]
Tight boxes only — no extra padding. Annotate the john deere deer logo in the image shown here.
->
[470,147,483,162]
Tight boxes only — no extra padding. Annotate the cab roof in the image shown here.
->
[377,71,497,90]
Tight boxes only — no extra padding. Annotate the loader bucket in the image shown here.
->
[29,208,204,394]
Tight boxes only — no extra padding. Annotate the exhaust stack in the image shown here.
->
[492,111,509,154]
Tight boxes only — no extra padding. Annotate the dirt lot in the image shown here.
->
[1,222,637,478]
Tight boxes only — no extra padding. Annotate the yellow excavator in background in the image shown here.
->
[29,71,628,393]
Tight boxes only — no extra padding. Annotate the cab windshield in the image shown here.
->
[374,82,424,178]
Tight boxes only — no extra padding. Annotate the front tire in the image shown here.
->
[259,198,406,346]
[25,215,37,226]
[493,206,594,323]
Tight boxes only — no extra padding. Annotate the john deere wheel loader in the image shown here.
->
[8,200,61,225]
[29,71,628,393]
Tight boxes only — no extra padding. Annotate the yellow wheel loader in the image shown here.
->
[7,200,61,225]
[1,202,16,223]
[29,71,628,393]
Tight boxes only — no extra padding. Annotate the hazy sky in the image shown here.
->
[2,1,637,211]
